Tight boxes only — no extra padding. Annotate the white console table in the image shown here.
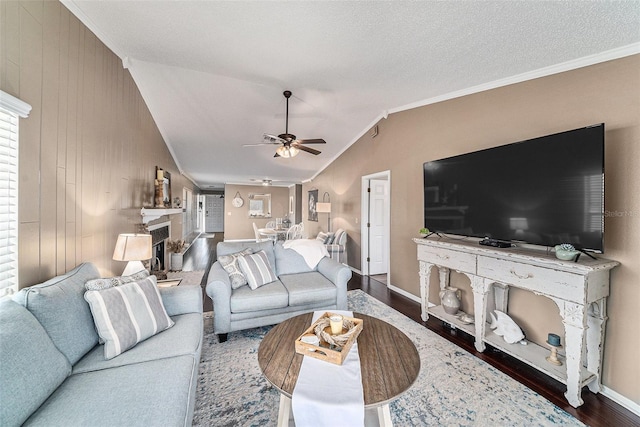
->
[415,237,618,408]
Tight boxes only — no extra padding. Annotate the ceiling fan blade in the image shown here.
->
[242,143,277,147]
[263,133,286,144]
[274,152,280,158]
[293,143,322,155]
[297,138,326,144]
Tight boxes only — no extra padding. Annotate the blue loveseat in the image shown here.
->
[206,240,352,342]
[0,263,203,427]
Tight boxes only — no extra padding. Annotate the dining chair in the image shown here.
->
[286,224,300,240]
[253,223,269,242]
[265,220,276,229]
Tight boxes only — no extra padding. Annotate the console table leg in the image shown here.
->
[471,277,490,352]
[586,299,607,393]
[552,298,587,408]
[277,394,291,427]
[418,261,434,322]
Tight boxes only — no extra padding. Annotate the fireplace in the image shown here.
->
[148,221,170,273]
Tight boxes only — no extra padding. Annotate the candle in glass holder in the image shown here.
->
[329,315,343,335]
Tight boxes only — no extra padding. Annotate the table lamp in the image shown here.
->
[316,192,332,232]
[113,233,152,275]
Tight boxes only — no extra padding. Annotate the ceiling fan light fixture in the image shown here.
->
[276,145,300,158]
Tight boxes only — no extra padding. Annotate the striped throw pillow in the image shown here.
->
[316,231,330,244]
[84,276,174,359]
[237,250,278,290]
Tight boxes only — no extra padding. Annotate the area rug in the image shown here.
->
[193,290,583,426]
[167,270,205,287]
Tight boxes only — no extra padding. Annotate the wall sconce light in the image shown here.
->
[316,192,332,232]
[112,233,152,275]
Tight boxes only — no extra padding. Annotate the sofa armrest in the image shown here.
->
[205,262,232,334]
[317,257,352,310]
[159,285,203,316]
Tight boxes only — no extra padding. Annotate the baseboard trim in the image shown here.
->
[223,239,255,243]
[349,266,362,275]
[601,385,640,416]
[388,284,421,304]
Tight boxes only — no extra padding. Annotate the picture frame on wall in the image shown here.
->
[308,189,318,222]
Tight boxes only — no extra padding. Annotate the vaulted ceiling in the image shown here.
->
[62,1,640,189]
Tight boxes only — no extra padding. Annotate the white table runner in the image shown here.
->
[291,310,365,427]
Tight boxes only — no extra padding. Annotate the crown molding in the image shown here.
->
[308,43,640,182]
[60,0,126,63]
[390,43,640,115]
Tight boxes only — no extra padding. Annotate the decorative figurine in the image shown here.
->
[489,310,525,344]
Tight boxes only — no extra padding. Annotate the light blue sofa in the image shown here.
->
[0,263,203,427]
[206,241,352,342]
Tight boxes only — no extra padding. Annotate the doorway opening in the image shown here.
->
[361,171,390,285]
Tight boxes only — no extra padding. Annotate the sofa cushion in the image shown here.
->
[73,312,202,374]
[12,263,101,365]
[23,355,198,427]
[218,248,254,289]
[274,241,316,275]
[279,272,337,306]
[84,276,174,359]
[238,250,278,290]
[230,280,288,313]
[0,300,72,427]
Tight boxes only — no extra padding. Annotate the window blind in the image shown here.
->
[0,91,31,298]
[0,108,19,297]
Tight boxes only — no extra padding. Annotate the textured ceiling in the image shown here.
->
[62,1,640,189]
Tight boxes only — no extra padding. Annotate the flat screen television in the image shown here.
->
[423,124,605,252]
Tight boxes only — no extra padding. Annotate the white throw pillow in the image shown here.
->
[84,276,174,359]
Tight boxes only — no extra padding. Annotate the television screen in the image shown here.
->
[423,124,604,252]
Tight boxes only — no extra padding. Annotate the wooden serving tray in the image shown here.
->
[294,312,363,365]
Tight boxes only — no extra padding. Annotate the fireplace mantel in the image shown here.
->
[141,207,183,224]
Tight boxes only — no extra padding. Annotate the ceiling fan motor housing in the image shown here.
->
[278,133,296,142]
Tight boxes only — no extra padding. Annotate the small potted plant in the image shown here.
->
[167,239,186,271]
[419,227,430,238]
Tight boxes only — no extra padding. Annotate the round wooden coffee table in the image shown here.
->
[258,312,420,426]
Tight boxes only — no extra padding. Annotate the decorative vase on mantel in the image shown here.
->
[439,287,461,315]
[170,252,183,271]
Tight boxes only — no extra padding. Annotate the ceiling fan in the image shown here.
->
[249,178,287,186]
[243,90,326,158]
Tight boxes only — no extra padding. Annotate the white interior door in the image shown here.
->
[205,195,224,233]
[368,179,389,275]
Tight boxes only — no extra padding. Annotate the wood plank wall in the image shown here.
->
[1,1,199,286]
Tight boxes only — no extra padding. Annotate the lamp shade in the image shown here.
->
[113,234,152,261]
[316,202,331,213]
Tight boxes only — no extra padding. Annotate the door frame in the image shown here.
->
[360,170,391,282]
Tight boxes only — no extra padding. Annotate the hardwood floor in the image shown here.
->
[183,234,639,427]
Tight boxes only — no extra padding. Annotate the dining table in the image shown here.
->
[258,227,289,241]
